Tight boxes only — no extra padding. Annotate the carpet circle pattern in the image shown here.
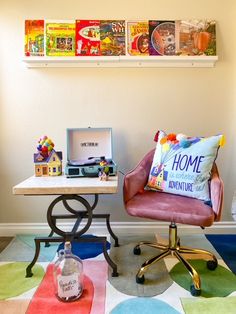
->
[170,259,236,297]
[108,241,173,297]
[57,234,111,259]
[110,297,181,314]
[0,262,45,300]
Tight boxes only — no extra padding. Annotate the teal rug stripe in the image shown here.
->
[16,234,59,261]
[0,235,59,262]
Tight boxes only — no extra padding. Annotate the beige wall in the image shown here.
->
[0,0,235,224]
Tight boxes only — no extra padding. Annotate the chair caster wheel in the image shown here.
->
[136,274,145,284]
[207,259,218,270]
[190,284,201,296]
[133,246,141,255]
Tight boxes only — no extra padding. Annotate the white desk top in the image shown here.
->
[13,175,118,195]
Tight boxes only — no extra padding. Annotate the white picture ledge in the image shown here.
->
[23,55,218,68]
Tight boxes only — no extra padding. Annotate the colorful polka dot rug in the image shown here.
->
[0,233,236,314]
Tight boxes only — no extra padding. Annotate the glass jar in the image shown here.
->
[53,241,83,302]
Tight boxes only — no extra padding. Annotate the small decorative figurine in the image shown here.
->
[99,157,110,181]
[33,135,63,177]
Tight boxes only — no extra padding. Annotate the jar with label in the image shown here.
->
[53,241,83,302]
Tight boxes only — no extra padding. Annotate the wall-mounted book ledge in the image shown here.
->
[23,56,218,68]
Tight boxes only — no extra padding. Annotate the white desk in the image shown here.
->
[13,175,119,277]
[13,174,118,195]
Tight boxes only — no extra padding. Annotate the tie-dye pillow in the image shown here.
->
[146,130,225,201]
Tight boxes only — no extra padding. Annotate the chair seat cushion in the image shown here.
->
[126,190,215,227]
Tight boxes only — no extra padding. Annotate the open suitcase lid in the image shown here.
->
[67,128,113,166]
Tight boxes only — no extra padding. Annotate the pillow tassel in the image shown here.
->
[154,131,160,142]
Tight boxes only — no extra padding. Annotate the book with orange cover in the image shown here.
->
[175,20,216,56]
[25,20,44,56]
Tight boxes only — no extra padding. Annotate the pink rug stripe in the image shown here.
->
[84,261,108,314]
[27,260,107,314]
[27,264,94,314]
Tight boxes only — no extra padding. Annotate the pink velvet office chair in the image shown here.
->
[123,149,223,296]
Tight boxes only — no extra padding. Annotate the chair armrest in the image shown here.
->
[123,149,155,203]
[210,163,224,221]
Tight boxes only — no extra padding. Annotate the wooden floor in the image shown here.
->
[0,237,13,253]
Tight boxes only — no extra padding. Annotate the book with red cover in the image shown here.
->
[76,20,100,56]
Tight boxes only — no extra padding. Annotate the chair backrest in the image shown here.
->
[123,149,224,223]
[123,149,155,204]
[210,163,224,221]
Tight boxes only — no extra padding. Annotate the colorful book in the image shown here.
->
[25,20,44,56]
[149,20,176,56]
[100,20,126,56]
[46,20,76,56]
[75,20,100,56]
[127,21,149,56]
[175,20,216,56]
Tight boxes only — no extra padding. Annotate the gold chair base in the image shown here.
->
[135,223,218,296]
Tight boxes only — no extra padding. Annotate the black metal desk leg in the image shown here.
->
[101,237,119,277]
[45,216,56,247]
[26,238,41,277]
[106,215,119,247]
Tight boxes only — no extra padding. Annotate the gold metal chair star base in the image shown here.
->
[134,222,218,296]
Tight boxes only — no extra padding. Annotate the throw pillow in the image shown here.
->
[146,130,225,201]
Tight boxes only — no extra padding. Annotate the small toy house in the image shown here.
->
[34,149,63,177]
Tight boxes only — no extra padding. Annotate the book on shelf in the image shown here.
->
[75,20,100,56]
[25,20,44,56]
[46,20,76,56]
[100,20,126,56]
[127,21,149,56]
[175,20,216,56]
[149,20,176,56]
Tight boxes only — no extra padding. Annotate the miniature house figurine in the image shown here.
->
[34,135,63,177]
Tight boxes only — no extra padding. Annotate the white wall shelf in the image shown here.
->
[23,55,218,68]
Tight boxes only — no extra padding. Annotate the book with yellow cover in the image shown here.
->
[46,20,76,56]
[127,21,149,56]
